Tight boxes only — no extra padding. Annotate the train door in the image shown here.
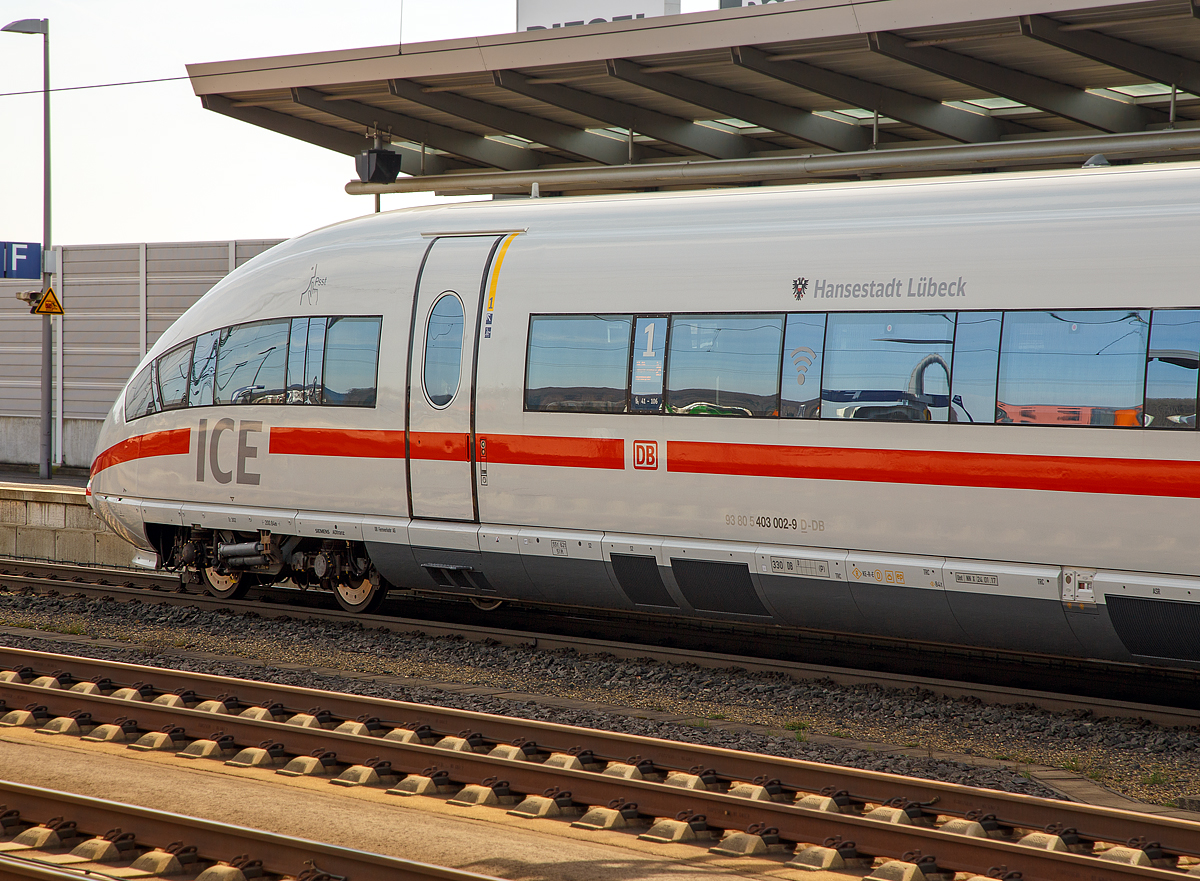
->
[407,235,501,521]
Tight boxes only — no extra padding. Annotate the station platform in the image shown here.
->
[0,469,136,568]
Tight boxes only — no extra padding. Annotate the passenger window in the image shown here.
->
[305,318,327,404]
[667,314,784,417]
[781,313,826,419]
[525,315,632,413]
[213,319,289,405]
[630,316,667,414]
[424,294,464,408]
[997,310,1148,426]
[821,312,954,421]
[155,341,194,411]
[323,317,382,407]
[124,363,157,422]
[286,318,310,404]
[1144,309,1200,429]
[189,330,219,408]
[949,312,1001,424]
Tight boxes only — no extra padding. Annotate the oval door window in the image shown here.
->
[423,293,465,408]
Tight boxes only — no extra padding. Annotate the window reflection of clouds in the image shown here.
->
[124,364,156,422]
[155,342,194,411]
[949,312,1001,424]
[214,320,289,405]
[324,317,382,407]
[286,318,310,403]
[998,310,1148,426]
[782,313,826,419]
[821,312,954,422]
[525,315,632,413]
[127,315,382,420]
[424,295,465,408]
[189,330,220,408]
[1145,310,1200,429]
[666,314,783,418]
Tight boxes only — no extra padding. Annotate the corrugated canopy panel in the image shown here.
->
[186,0,1200,194]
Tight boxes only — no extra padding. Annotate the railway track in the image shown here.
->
[0,646,1199,881]
[0,778,500,880]
[3,556,1200,728]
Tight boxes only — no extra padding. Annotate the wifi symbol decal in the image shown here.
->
[791,346,815,385]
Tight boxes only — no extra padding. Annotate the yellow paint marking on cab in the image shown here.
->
[486,232,520,312]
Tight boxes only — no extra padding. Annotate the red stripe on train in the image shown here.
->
[481,434,624,470]
[90,428,191,477]
[412,432,470,461]
[269,429,620,467]
[269,427,405,458]
[668,440,1200,498]
[268,428,468,461]
[93,426,1200,499]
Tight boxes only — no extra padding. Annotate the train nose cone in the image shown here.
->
[88,395,149,549]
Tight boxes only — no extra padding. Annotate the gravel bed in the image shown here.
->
[0,591,1194,804]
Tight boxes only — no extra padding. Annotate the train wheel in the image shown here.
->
[200,565,250,600]
[334,575,388,614]
[470,597,503,611]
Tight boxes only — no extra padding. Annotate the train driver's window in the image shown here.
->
[997,310,1149,427]
[1144,309,1200,429]
[424,294,465,408]
[304,318,327,404]
[666,314,784,417]
[949,312,1001,424]
[781,313,826,419]
[189,329,220,408]
[323,316,382,407]
[821,312,954,422]
[525,314,632,413]
[155,340,195,411]
[124,363,157,422]
[285,318,310,404]
[213,320,289,405]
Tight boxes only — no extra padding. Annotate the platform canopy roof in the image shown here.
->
[187,0,1200,196]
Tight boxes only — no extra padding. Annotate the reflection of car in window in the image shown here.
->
[825,352,945,424]
[669,400,754,417]
[823,353,951,422]
[820,312,954,422]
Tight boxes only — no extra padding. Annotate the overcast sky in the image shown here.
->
[0,0,720,248]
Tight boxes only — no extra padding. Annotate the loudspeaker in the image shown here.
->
[356,149,405,183]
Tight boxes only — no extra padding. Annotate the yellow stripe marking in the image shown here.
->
[487,233,519,312]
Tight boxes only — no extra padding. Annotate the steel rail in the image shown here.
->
[0,682,1187,881]
[0,853,107,880]
[0,779,500,881]
[4,563,1200,728]
[0,558,178,591]
[2,653,1200,874]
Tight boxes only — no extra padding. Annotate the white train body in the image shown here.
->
[89,163,1200,668]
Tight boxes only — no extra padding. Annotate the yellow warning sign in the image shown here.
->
[33,287,63,315]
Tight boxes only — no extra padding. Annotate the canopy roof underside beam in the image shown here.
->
[187,0,1200,195]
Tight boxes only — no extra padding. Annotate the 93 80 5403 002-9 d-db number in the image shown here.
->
[725,514,826,532]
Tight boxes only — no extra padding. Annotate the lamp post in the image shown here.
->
[2,17,52,480]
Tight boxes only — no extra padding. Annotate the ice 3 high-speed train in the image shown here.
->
[90,162,1200,670]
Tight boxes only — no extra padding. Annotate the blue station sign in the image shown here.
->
[1,242,42,279]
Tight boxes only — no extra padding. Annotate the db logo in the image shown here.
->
[633,440,658,470]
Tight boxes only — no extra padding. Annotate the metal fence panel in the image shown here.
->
[0,239,281,466]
